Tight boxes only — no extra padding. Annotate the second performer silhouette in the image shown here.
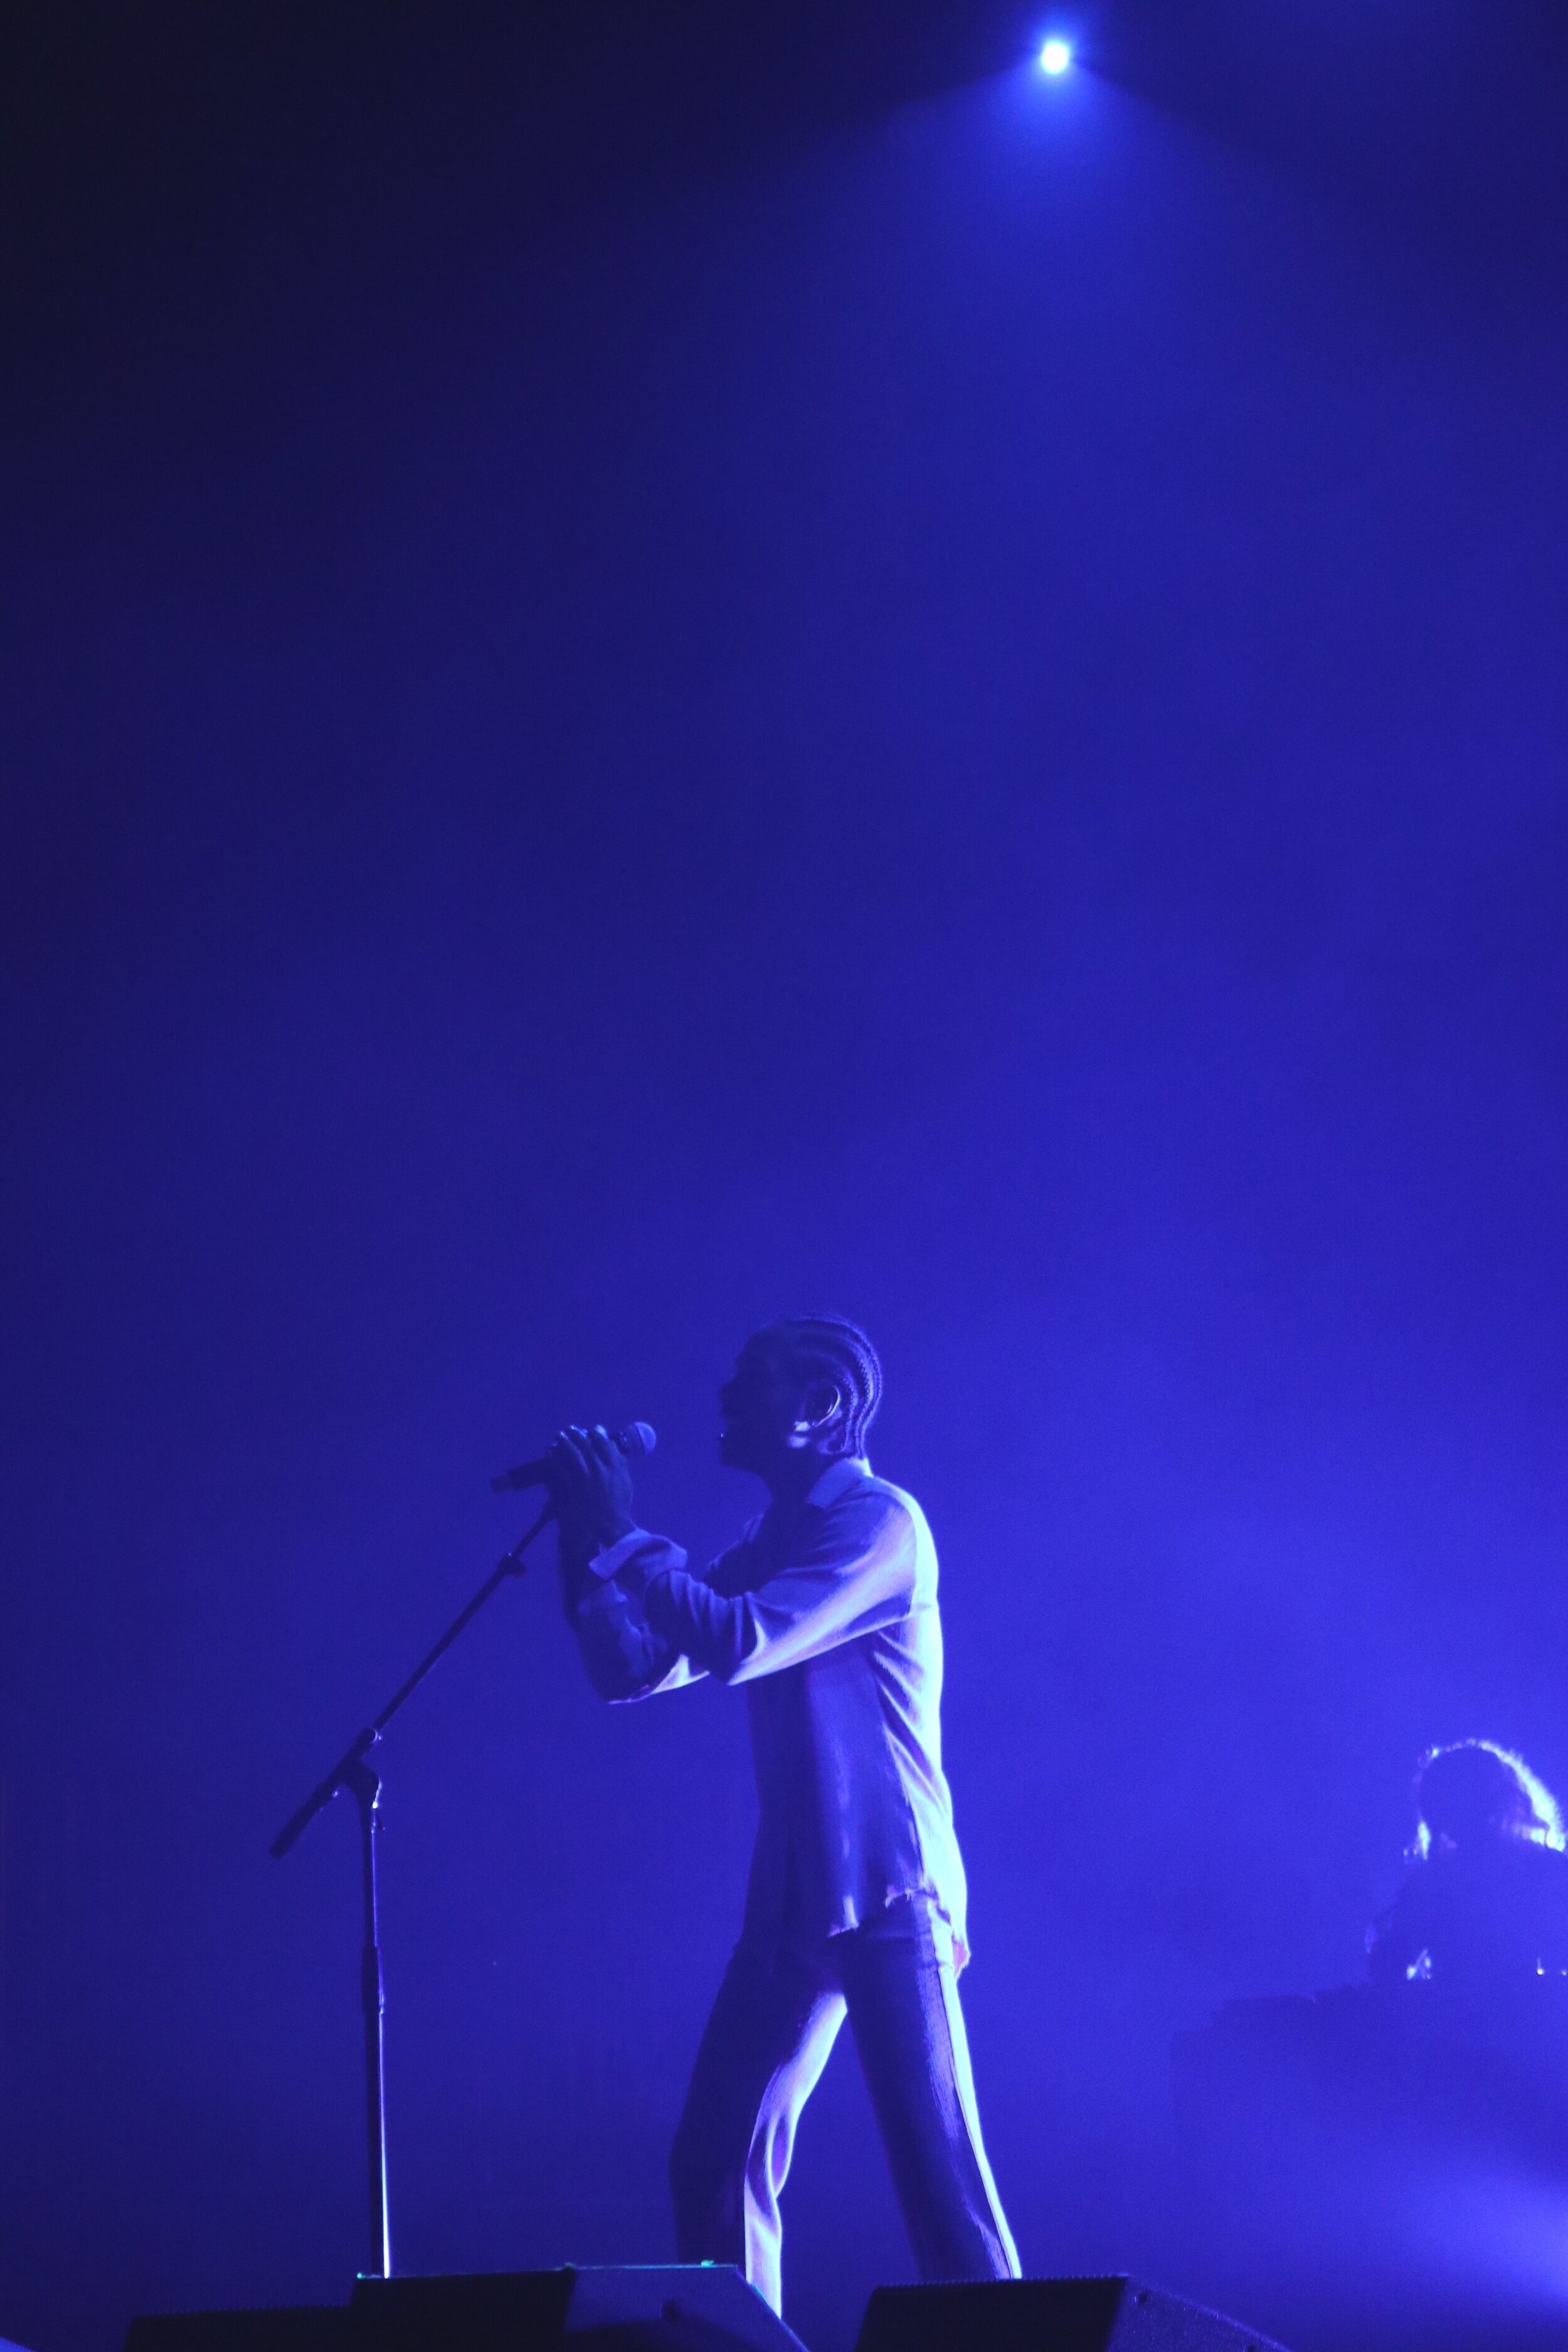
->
[551,1315,1019,2315]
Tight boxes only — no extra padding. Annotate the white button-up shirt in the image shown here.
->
[570,1456,971,1966]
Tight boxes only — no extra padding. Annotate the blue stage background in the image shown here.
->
[4,7,1568,2348]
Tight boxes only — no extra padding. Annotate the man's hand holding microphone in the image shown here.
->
[550,1424,640,1571]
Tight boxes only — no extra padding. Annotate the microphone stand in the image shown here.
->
[270,1498,556,2280]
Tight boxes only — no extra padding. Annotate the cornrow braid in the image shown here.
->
[765,1315,884,1458]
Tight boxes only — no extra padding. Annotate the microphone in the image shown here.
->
[490,1420,657,1493]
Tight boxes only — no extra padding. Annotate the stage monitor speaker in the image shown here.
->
[125,2269,806,2352]
[355,2269,807,2352]
[854,2279,1291,2352]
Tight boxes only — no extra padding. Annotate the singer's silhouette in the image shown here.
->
[551,1316,1018,2316]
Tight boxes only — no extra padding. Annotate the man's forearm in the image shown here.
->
[640,1498,916,1683]
[557,1525,615,1624]
[566,1530,697,1701]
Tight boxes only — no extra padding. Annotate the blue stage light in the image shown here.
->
[1038,36,1073,73]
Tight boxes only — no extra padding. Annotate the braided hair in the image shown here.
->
[763,1315,884,1459]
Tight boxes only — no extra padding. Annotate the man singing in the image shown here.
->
[551,1315,1019,2315]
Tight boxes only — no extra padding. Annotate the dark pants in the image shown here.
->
[669,1895,1019,2314]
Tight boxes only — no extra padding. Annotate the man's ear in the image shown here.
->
[801,1380,844,1435]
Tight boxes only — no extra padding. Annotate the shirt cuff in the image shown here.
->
[585,1527,660,1584]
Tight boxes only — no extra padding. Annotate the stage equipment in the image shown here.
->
[855,2279,1290,2352]
[125,2268,807,2352]
[1038,38,1073,72]
[492,1422,657,1493]
[269,1485,563,2278]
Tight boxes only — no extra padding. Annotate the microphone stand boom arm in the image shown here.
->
[270,1498,556,2280]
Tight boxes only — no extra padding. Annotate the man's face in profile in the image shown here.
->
[717,1335,799,1474]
